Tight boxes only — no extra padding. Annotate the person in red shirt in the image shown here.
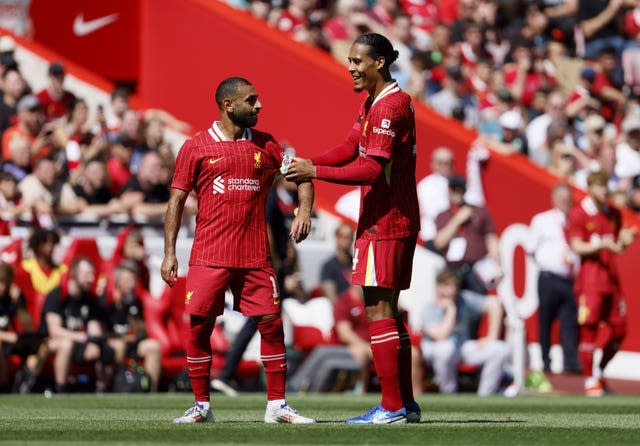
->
[567,170,637,396]
[161,77,314,424]
[35,62,76,122]
[285,33,420,424]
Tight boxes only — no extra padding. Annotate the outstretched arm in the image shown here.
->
[285,155,386,185]
[310,127,360,167]
[161,188,189,287]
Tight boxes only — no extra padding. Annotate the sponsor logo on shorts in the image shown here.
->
[185,290,194,305]
[372,126,396,137]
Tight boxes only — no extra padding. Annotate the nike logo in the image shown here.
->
[209,157,224,164]
[73,13,120,37]
[188,367,201,371]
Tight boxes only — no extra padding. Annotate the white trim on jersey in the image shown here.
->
[372,81,400,106]
[208,121,252,142]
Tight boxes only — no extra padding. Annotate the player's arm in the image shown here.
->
[310,127,360,167]
[285,155,386,185]
[161,188,189,287]
[290,181,314,243]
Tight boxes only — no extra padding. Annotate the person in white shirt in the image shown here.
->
[417,147,454,247]
[614,115,640,182]
[526,183,582,373]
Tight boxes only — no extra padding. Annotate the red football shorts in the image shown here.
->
[352,236,417,290]
[185,265,281,318]
[577,291,627,328]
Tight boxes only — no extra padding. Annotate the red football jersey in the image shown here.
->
[171,122,283,268]
[36,89,76,121]
[353,82,420,240]
[566,196,622,295]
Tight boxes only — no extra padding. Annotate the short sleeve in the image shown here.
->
[171,138,197,192]
[364,105,403,160]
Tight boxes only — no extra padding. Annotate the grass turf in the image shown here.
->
[0,393,639,445]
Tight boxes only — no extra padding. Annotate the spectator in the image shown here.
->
[103,226,151,293]
[35,62,76,122]
[19,228,67,296]
[434,174,502,299]
[288,285,371,393]
[577,0,631,68]
[429,66,478,127]
[417,146,455,246]
[0,68,27,140]
[119,151,170,219]
[106,136,134,196]
[1,94,45,162]
[0,262,47,393]
[592,46,627,122]
[57,158,123,218]
[1,132,31,182]
[16,155,58,226]
[526,90,568,163]
[131,117,172,175]
[547,139,579,182]
[566,67,601,122]
[0,171,23,235]
[484,109,529,156]
[418,269,510,396]
[526,184,582,374]
[319,222,354,302]
[275,0,314,38]
[614,114,640,181]
[103,87,130,134]
[101,260,161,392]
[39,258,114,393]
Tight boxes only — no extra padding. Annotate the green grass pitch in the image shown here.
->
[1,393,639,445]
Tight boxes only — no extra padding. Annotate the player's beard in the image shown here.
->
[232,111,258,129]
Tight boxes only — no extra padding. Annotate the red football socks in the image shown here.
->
[187,316,214,402]
[257,315,287,401]
[369,318,403,412]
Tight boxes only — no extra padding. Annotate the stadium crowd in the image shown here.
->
[228,0,640,212]
[0,0,639,397]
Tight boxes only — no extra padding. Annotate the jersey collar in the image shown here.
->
[208,121,252,142]
[372,81,400,106]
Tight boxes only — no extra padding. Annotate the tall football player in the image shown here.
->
[285,33,421,424]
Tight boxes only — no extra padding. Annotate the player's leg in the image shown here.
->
[598,293,627,385]
[576,293,604,396]
[212,317,257,396]
[235,268,315,424]
[173,266,229,424]
[349,237,416,424]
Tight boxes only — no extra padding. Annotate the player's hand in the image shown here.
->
[161,254,179,287]
[619,227,638,248]
[284,158,316,183]
[289,207,312,243]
